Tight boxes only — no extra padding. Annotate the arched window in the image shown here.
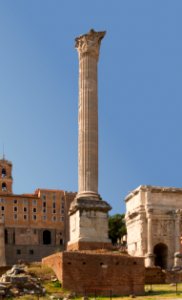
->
[43,230,51,245]
[2,168,6,178]
[2,183,7,191]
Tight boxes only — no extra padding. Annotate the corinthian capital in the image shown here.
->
[75,29,106,59]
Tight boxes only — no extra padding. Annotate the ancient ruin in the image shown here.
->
[125,185,182,269]
[68,29,111,251]
[43,29,145,296]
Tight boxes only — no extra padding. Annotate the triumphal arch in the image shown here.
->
[125,185,182,269]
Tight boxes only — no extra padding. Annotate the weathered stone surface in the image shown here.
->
[125,185,182,269]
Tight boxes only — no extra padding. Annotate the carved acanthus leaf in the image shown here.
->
[75,29,106,59]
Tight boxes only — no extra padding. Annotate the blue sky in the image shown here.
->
[0,0,182,213]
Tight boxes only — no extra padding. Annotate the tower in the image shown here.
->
[68,29,111,251]
[0,158,13,194]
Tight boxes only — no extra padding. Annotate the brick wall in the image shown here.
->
[42,251,145,296]
[145,267,166,284]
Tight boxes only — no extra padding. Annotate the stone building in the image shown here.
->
[0,157,75,265]
[125,185,182,270]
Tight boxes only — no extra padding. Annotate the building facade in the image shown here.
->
[125,185,182,270]
[0,158,75,265]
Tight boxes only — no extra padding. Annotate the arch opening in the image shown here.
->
[154,243,168,269]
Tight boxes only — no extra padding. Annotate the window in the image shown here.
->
[61,209,64,214]
[0,199,4,203]
[33,199,37,206]
[17,249,21,255]
[52,216,56,222]
[24,207,27,212]
[61,203,64,209]
[2,182,7,191]
[1,206,4,211]
[14,207,17,212]
[53,202,56,209]
[33,208,36,213]
[24,215,27,220]
[43,201,46,208]
[14,214,17,220]
[29,249,34,255]
[53,194,56,201]
[33,215,36,221]
[60,239,63,245]
[42,195,46,200]
[2,168,6,178]
[14,199,17,204]
[53,209,56,214]
[42,208,46,213]
[42,215,47,221]
[33,229,36,234]
[43,230,51,245]
[61,216,64,222]
[23,199,28,205]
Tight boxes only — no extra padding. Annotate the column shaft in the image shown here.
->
[174,212,181,268]
[78,55,98,194]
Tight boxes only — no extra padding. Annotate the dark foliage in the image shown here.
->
[108,214,126,245]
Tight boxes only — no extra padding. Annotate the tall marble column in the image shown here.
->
[76,29,104,200]
[68,29,111,251]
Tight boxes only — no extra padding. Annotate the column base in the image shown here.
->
[145,253,154,267]
[173,252,182,269]
[76,191,102,201]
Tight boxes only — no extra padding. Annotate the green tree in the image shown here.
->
[108,214,126,245]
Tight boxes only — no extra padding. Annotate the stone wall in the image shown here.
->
[5,244,62,265]
[42,251,145,296]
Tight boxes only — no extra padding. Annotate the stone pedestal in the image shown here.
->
[68,29,111,250]
[67,197,111,250]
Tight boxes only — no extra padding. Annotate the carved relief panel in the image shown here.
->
[153,219,174,237]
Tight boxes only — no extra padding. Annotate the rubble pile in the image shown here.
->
[0,264,45,297]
